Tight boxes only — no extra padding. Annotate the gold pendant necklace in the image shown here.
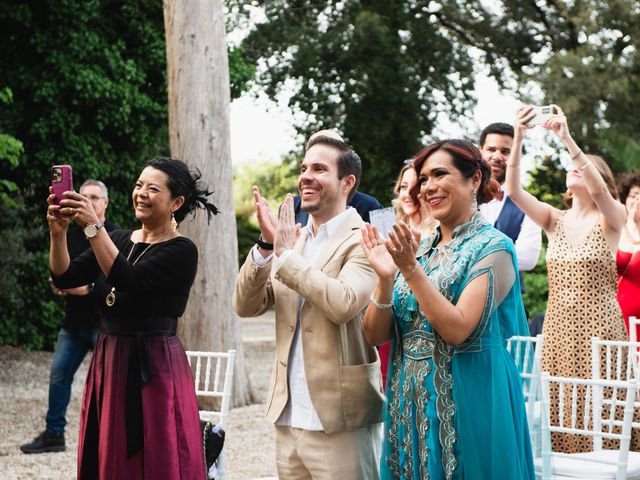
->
[105,241,156,307]
[106,287,116,307]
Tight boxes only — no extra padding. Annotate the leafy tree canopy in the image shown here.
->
[237,0,639,198]
[444,0,640,171]
[0,0,254,349]
[237,1,479,202]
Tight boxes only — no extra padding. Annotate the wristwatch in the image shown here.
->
[84,221,104,239]
[256,234,273,251]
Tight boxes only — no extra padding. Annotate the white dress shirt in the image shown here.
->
[251,207,354,430]
[478,186,542,271]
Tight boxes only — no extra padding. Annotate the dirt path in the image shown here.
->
[0,313,277,480]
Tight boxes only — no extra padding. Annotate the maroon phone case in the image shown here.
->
[51,165,74,217]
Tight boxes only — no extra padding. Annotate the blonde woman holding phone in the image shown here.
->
[505,105,633,453]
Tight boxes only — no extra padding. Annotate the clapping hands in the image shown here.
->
[274,194,301,256]
[361,222,421,280]
[252,185,278,244]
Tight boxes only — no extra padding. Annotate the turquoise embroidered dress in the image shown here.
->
[381,213,535,479]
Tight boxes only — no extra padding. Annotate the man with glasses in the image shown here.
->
[21,179,117,454]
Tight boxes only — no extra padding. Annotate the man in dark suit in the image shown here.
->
[293,190,382,225]
[478,123,542,293]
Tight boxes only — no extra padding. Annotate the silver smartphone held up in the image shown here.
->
[528,105,558,125]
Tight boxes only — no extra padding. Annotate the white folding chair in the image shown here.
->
[536,374,640,480]
[507,334,544,403]
[507,334,544,456]
[592,338,640,440]
[629,317,640,343]
[186,349,236,480]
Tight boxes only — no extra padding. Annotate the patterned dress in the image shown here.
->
[542,213,635,453]
[381,213,535,479]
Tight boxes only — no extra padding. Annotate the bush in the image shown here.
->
[236,212,261,267]
[522,245,548,318]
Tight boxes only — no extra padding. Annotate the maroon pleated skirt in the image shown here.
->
[77,333,205,479]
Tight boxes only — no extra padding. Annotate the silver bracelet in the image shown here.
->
[370,295,393,309]
[403,262,420,282]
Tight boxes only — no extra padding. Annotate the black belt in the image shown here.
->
[100,316,178,458]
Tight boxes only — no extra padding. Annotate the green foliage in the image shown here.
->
[0,0,168,349]
[237,1,476,203]
[526,155,567,210]
[522,244,549,318]
[0,87,23,208]
[234,156,299,206]
[454,0,640,166]
[236,213,261,267]
[0,2,255,349]
[229,45,256,100]
[597,131,640,174]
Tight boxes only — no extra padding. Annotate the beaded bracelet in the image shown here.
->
[571,149,583,160]
[370,295,393,309]
[403,262,420,282]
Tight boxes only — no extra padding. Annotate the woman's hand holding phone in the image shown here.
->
[47,187,72,235]
[58,191,100,228]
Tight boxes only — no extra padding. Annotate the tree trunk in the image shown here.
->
[163,0,254,406]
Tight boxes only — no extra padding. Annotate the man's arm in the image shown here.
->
[514,214,542,271]
[274,242,376,325]
[233,249,275,318]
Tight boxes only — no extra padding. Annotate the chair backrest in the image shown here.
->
[506,334,544,400]
[591,337,640,447]
[629,316,640,343]
[540,373,638,480]
[186,350,236,429]
[591,337,640,383]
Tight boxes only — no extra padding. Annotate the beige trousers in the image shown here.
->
[275,424,381,480]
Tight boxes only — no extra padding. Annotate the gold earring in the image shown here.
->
[171,213,178,232]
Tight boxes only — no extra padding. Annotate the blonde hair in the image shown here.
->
[563,154,619,207]
[392,162,437,236]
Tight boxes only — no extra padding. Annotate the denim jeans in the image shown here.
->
[45,327,99,433]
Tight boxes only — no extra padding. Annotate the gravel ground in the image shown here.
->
[0,313,278,480]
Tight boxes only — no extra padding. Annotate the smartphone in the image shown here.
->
[528,105,558,125]
[51,165,74,217]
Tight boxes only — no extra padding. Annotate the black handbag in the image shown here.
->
[201,420,225,479]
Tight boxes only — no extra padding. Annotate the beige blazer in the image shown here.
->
[233,208,384,433]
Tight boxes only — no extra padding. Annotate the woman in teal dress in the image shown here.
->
[361,139,535,479]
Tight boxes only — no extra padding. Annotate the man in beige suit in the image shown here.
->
[233,132,384,479]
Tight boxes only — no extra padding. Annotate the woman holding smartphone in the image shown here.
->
[505,106,633,453]
[48,157,218,479]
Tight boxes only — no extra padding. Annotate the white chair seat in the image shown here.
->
[534,450,640,479]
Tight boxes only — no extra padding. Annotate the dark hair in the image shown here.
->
[618,170,640,204]
[479,122,514,148]
[410,139,500,206]
[305,135,362,203]
[145,157,219,223]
